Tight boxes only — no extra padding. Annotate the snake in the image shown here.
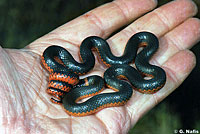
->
[41,31,166,116]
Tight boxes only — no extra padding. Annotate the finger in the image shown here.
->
[127,50,196,126]
[153,18,200,65]
[159,50,196,98]
[51,0,157,42]
[30,0,157,46]
[108,0,198,55]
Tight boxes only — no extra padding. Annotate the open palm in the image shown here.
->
[0,0,199,133]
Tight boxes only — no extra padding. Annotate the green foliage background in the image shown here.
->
[0,0,199,133]
[0,0,111,48]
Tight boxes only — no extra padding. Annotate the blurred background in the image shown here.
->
[0,0,199,133]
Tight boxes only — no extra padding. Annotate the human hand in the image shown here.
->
[0,0,199,133]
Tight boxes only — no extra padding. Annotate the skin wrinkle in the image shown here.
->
[98,108,123,134]
[186,0,198,16]
[94,115,109,134]
[0,51,28,132]
[107,34,126,56]
[22,55,37,81]
[154,68,179,102]
[108,108,124,132]
[156,51,196,102]
[25,82,40,112]
[110,40,124,56]
[86,1,132,38]
[163,18,198,64]
[167,51,196,79]
[130,0,197,37]
[183,51,196,73]
[176,18,200,47]
[139,97,156,117]
[121,107,132,133]
[31,31,83,53]
[155,39,174,65]
[109,1,193,50]
[151,93,159,106]
[125,106,133,130]
[153,10,171,32]
[53,119,71,133]
[112,1,130,24]
[34,93,52,119]
[39,116,49,133]
[116,107,130,133]
[28,32,60,48]
[126,100,141,126]
[33,83,47,111]
[72,117,105,133]
[83,12,105,38]
[52,7,105,43]
[23,115,32,133]
[193,18,200,43]
[154,2,184,30]
[154,18,200,65]
[36,39,79,53]
[66,116,72,134]
[30,43,80,64]
[3,53,24,106]
[149,54,162,66]
[166,33,184,51]
[44,104,63,119]
[157,0,198,27]
[126,107,134,129]
[110,0,158,38]
[16,83,38,132]
[122,27,137,38]
[107,28,136,56]
[19,79,33,111]
[35,115,51,133]
[46,38,80,48]
[116,0,158,18]
[11,51,43,112]
[30,115,42,133]
[28,43,55,56]
[32,77,44,111]
[163,66,180,87]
